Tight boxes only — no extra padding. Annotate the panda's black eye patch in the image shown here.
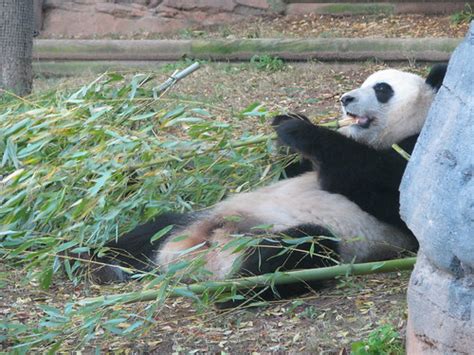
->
[373,82,394,103]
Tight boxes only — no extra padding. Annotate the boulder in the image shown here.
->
[41,0,284,38]
[400,21,474,354]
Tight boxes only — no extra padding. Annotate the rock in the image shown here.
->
[400,21,474,354]
[235,0,269,10]
[400,21,474,275]
[161,0,236,13]
[148,1,162,8]
[41,0,284,37]
[95,3,147,18]
[406,254,474,354]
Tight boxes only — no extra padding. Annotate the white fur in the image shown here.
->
[156,173,416,280]
[338,69,436,149]
[155,68,432,281]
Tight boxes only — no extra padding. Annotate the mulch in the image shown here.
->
[114,14,469,40]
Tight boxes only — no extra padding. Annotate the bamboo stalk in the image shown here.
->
[78,257,416,306]
[156,62,200,93]
[391,143,411,161]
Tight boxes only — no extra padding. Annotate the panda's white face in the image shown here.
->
[338,69,437,149]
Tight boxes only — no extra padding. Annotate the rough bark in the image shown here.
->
[33,0,44,33]
[0,0,34,97]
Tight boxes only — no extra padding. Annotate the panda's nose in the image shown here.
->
[340,95,355,106]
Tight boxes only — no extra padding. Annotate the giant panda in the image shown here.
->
[90,65,447,300]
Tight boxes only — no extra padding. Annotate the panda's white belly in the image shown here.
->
[216,172,383,235]
[215,172,323,229]
[156,172,415,278]
[214,172,414,260]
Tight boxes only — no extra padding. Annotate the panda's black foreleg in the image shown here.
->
[274,116,406,190]
[216,224,339,308]
[271,113,311,126]
[90,212,194,284]
[274,117,410,231]
[272,114,314,178]
[274,116,364,163]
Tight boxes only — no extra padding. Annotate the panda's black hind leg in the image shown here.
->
[216,224,340,308]
[89,212,194,284]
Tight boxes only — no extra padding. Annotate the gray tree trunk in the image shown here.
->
[0,0,34,97]
[33,0,44,34]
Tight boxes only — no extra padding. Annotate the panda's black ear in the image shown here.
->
[425,64,448,91]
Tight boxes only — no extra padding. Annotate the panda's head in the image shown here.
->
[337,65,447,149]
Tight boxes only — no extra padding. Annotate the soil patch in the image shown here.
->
[40,14,470,40]
[1,262,411,352]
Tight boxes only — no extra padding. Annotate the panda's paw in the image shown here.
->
[271,113,311,127]
[275,118,315,153]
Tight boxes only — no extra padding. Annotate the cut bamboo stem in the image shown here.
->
[391,143,411,161]
[156,62,200,93]
[79,257,416,306]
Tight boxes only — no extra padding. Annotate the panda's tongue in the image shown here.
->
[356,116,370,127]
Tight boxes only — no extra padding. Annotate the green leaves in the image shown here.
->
[351,324,403,355]
[0,69,293,352]
[239,102,268,118]
[0,71,282,282]
[150,225,175,243]
[250,55,285,72]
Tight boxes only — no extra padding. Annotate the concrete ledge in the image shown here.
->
[34,40,192,61]
[33,61,168,76]
[34,38,460,62]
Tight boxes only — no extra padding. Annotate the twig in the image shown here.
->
[78,257,416,306]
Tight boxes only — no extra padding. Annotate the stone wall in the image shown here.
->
[38,0,473,37]
[41,0,285,37]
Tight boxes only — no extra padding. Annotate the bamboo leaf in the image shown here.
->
[88,171,112,196]
[39,267,54,290]
[150,224,174,243]
[163,116,204,127]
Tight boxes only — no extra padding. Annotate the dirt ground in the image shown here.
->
[34,61,428,124]
[67,13,470,40]
[1,262,411,353]
[0,61,429,352]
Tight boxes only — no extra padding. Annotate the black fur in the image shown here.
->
[91,212,195,283]
[217,225,339,308]
[425,64,448,91]
[373,82,394,104]
[272,113,314,178]
[240,225,339,277]
[275,118,414,234]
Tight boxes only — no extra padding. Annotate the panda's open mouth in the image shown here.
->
[338,113,373,129]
